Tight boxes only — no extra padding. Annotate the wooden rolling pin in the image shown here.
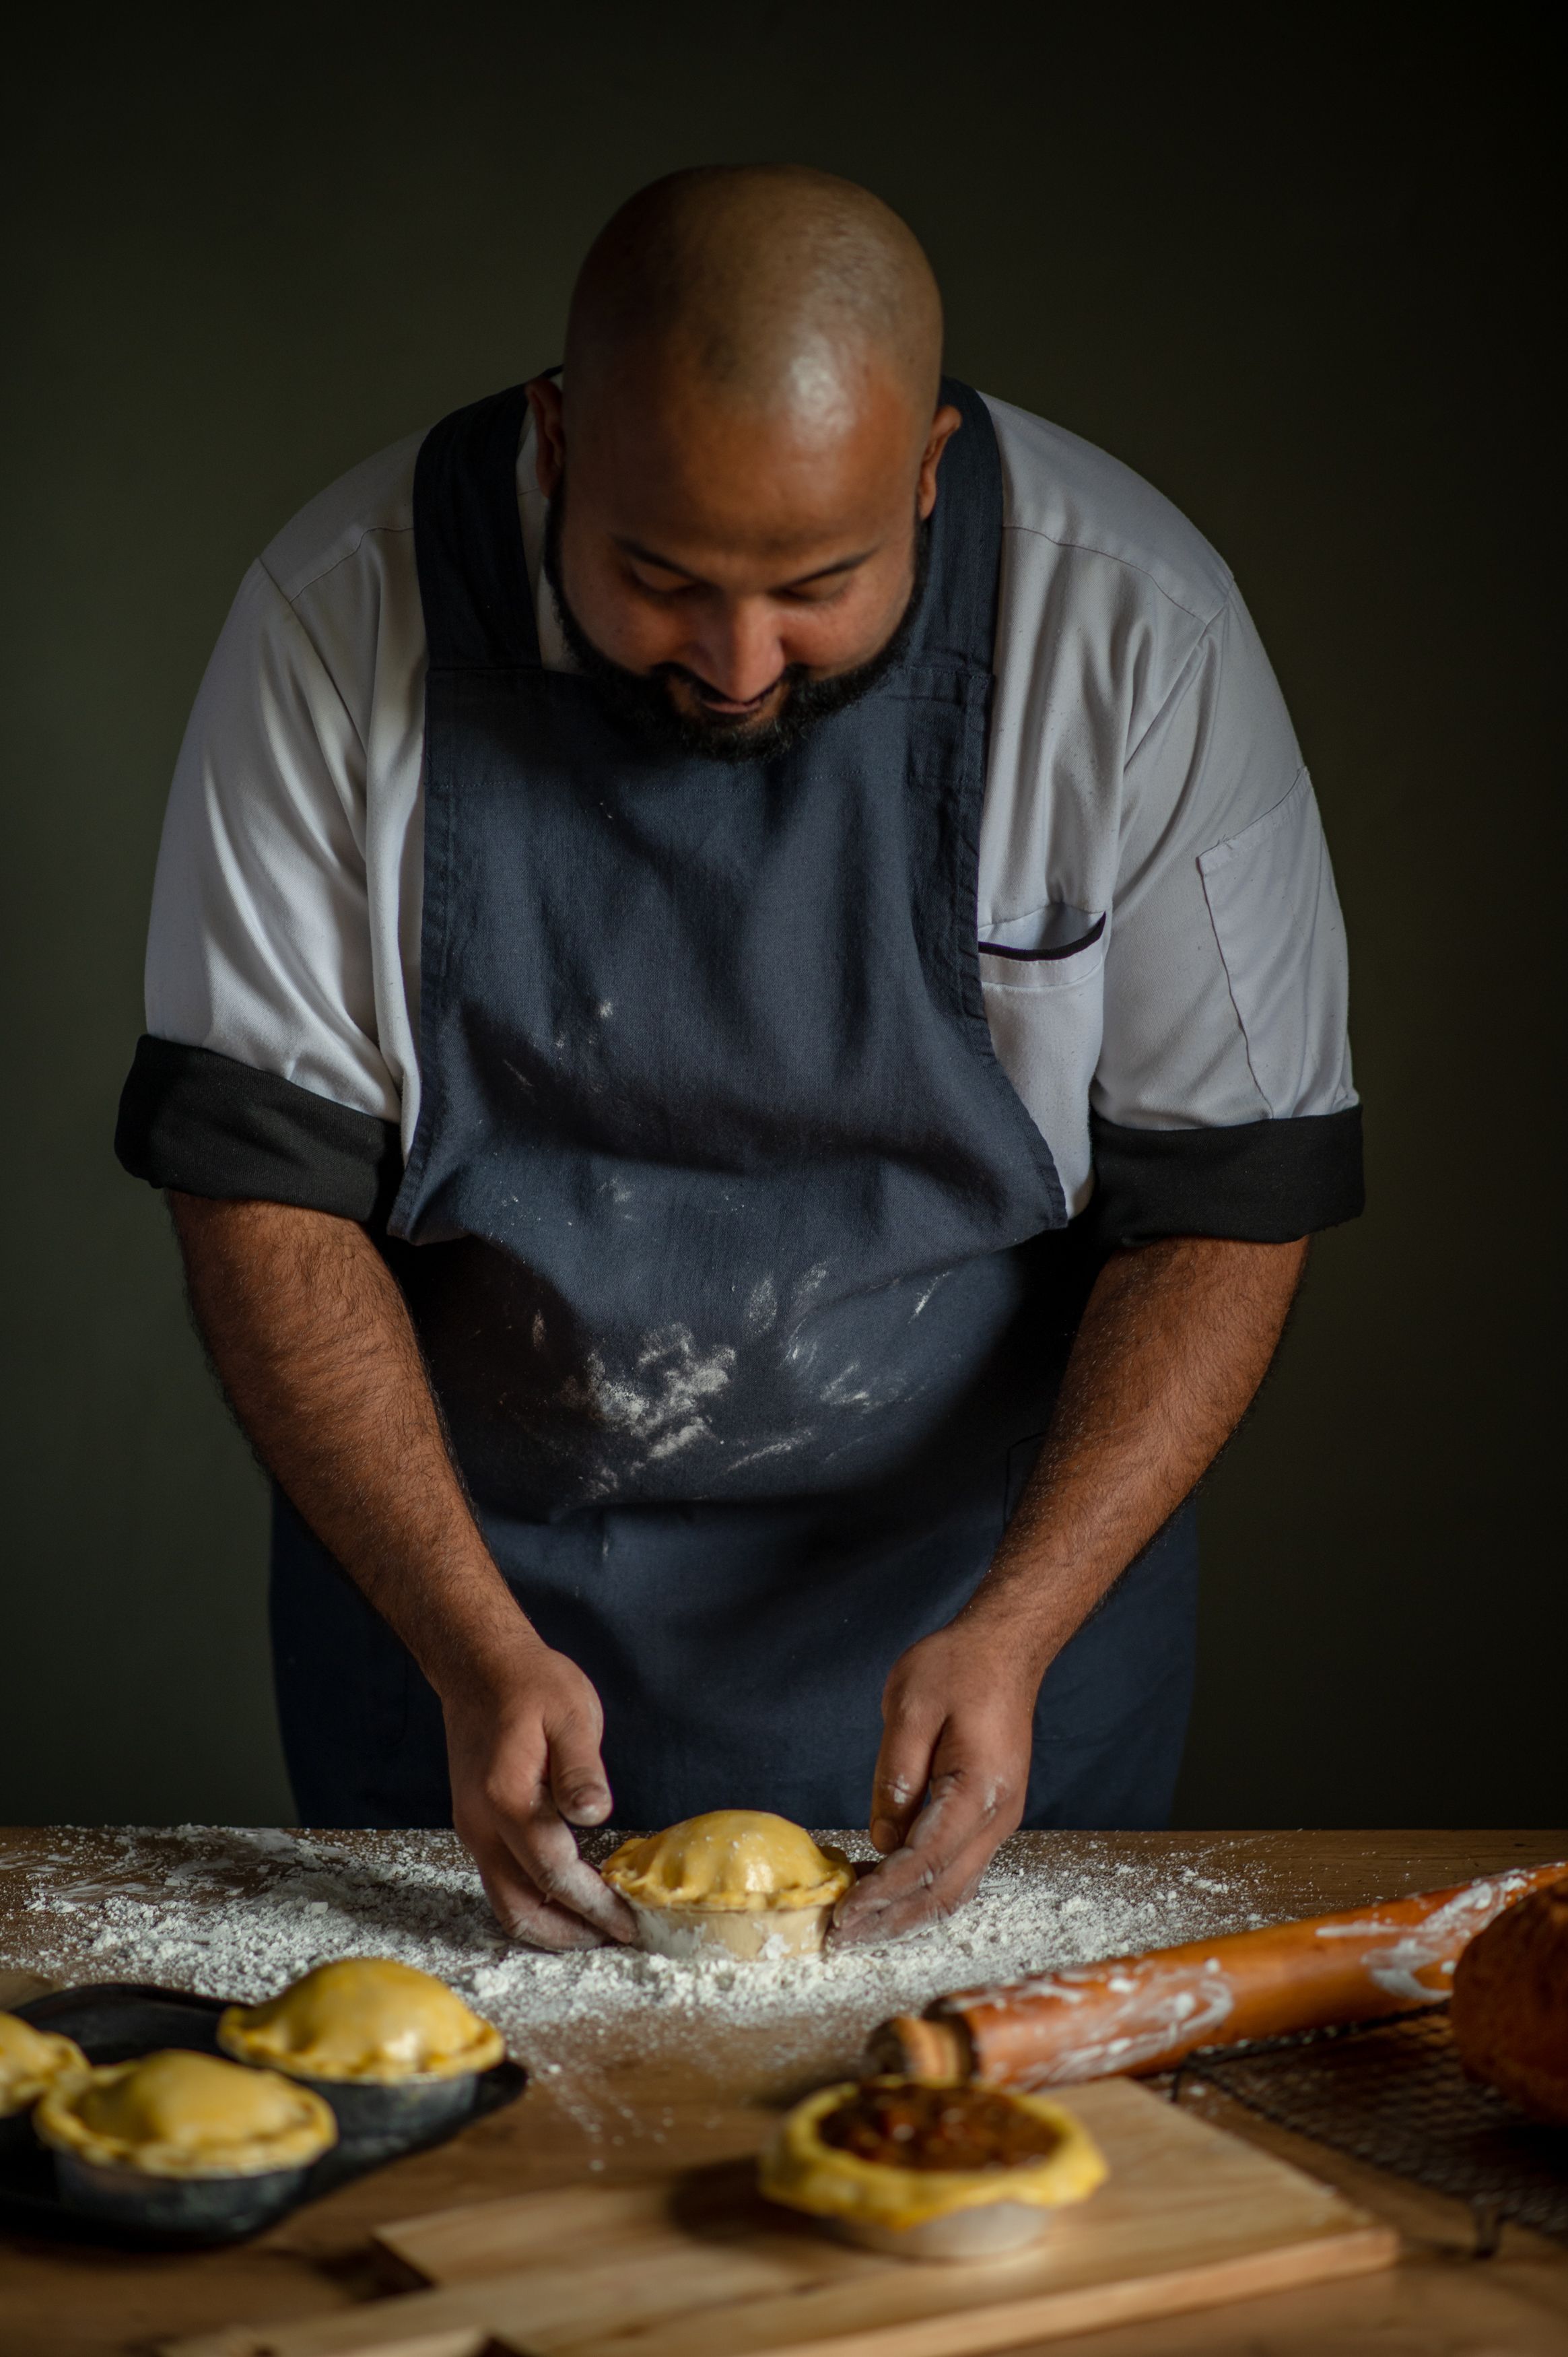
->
[868,1859,1568,2088]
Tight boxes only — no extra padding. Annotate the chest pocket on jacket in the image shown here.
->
[979,903,1108,992]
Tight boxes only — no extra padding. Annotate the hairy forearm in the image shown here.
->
[839,1232,1309,1941]
[167,1193,533,1697]
[959,1234,1309,1672]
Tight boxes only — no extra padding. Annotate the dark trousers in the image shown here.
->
[270,1495,1197,1834]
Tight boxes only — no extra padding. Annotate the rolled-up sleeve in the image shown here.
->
[115,561,402,1216]
[1090,589,1361,1244]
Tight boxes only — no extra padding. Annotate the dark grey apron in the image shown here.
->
[270,378,1198,1830]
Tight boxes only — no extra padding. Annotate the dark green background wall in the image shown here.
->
[1,7,1559,1827]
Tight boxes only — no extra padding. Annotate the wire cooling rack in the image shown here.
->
[1173,2009,1568,2250]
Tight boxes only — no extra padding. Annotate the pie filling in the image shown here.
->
[759,2075,1109,2228]
[819,2080,1064,2171]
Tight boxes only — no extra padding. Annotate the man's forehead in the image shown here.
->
[566,370,928,548]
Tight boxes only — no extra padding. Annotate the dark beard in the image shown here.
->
[542,482,931,764]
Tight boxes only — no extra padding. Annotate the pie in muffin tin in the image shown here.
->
[0,1978,523,2246]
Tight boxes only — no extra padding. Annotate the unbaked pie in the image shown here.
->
[36,2047,335,2175]
[34,2048,337,2233]
[0,2010,87,2123]
[218,1956,504,2086]
[219,1956,506,2154]
[601,1811,856,1958]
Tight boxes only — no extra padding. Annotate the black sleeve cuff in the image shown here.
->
[114,1036,403,1223]
[1087,1104,1364,1247]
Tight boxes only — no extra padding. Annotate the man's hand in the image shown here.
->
[835,1234,1309,1948]
[167,1193,633,1948]
[444,1635,635,1952]
[833,1622,1036,1947]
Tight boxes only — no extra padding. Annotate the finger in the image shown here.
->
[837,1733,1021,1946]
[869,1664,947,1855]
[466,1833,614,1952]
[545,1704,615,1828]
[874,1749,994,1900]
[468,1686,634,1941]
[507,1796,638,1941]
[868,1707,941,1859]
[833,1789,992,1946]
[834,1818,996,1947]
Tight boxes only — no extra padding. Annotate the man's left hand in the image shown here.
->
[831,1620,1037,1947]
[831,1236,1310,1948]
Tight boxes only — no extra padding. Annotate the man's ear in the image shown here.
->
[917,404,963,522]
[526,376,566,497]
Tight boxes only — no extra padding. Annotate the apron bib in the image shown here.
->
[271,379,1196,1827]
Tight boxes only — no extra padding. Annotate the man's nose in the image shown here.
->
[680,600,788,705]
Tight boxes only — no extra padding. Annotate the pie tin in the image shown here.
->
[833,2200,1054,2261]
[0,1983,525,2249]
[49,2148,315,2238]
[279,2065,481,2161]
[625,1896,837,1960]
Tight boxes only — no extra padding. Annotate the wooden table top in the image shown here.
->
[1,1827,1565,2357]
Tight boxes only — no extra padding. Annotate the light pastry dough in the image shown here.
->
[0,2011,88,2119]
[602,1812,855,1958]
[218,1957,504,2086]
[35,2049,337,2179]
[760,2076,1107,2259]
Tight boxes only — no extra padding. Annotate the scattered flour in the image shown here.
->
[5,1826,1274,2116]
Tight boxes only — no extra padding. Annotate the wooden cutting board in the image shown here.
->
[164,2078,1397,2357]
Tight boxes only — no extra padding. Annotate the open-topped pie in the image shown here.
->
[760,2075,1107,2258]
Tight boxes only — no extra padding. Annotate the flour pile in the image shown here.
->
[8,1827,1272,2105]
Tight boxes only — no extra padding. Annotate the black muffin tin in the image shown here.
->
[0,1981,526,2248]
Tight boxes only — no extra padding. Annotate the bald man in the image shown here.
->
[117,167,1361,1948]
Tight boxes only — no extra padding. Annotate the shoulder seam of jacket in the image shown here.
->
[1001,518,1231,630]
[248,554,370,760]
[260,520,416,613]
[1120,596,1231,772]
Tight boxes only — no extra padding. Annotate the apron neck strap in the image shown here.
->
[415,380,542,671]
[904,377,1003,677]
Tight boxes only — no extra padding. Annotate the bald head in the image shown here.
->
[531,168,961,754]
[565,165,943,434]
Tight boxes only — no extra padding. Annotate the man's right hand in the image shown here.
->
[165,1197,637,1953]
[443,1636,638,1952]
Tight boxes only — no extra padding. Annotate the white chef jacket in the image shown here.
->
[120,389,1359,1240]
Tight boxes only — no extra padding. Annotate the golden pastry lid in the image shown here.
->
[0,2011,88,2118]
[602,1812,855,1914]
[34,2049,337,2179]
[218,1956,506,2085]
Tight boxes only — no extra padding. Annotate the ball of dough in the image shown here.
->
[1450,1877,1568,2123]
